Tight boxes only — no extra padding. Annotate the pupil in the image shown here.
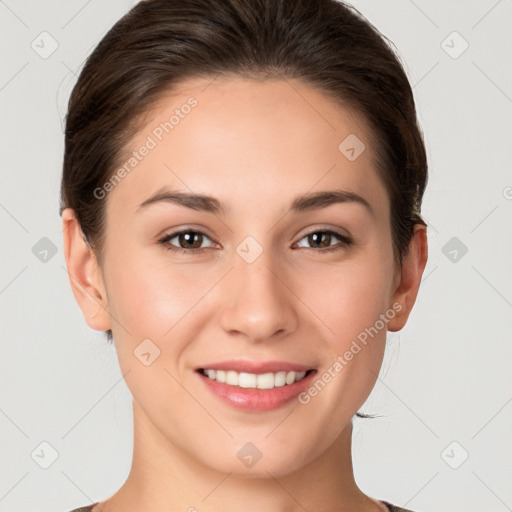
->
[310,231,330,248]
[181,232,202,248]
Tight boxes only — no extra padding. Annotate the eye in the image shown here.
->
[158,229,216,254]
[158,228,352,255]
[294,229,353,252]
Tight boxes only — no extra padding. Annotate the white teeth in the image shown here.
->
[257,373,274,389]
[238,372,257,388]
[201,368,309,389]
[226,370,238,386]
[274,371,287,387]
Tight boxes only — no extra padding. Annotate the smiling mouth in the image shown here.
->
[196,368,315,389]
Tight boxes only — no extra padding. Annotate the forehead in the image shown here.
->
[107,76,388,218]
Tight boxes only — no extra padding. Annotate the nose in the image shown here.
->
[218,247,299,344]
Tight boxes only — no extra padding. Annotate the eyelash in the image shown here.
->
[157,229,353,255]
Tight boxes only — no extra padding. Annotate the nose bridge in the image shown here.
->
[218,243,298,342]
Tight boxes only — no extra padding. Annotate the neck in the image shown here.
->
[99,399,381,512]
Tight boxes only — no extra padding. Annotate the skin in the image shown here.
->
[62,76,427,512]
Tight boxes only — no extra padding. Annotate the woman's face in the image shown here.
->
[68,76,421,477]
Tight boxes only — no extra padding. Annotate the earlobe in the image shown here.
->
[61,208,112,332]
[387,224,428,332]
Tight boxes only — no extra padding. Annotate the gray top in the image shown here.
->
[68,500,417,511]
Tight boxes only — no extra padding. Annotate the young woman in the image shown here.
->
[61,0,428,510]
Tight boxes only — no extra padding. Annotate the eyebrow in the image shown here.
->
[136,187,374,217]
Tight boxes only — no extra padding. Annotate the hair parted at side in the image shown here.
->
[60,0,428,366]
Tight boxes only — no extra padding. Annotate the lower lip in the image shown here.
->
[196,370,317,412]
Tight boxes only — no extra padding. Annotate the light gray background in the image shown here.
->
[1,1,511,511]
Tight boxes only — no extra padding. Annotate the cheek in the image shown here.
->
[292,261,392,436]
[294,242,395,411]
[104,247,212,337]
[303,249,395,347]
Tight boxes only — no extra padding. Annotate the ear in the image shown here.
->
[387,223,428,332]
[61,208,112,332]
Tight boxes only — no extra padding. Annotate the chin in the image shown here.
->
[202,446,309,479]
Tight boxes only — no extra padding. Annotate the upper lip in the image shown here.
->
[196,360,314,374]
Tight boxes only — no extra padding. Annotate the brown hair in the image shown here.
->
[60,0,428,365]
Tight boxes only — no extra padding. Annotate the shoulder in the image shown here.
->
[68,500,415,512]
[69,501,417,512]
[67,505,96,512]
[381,501,418,512]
